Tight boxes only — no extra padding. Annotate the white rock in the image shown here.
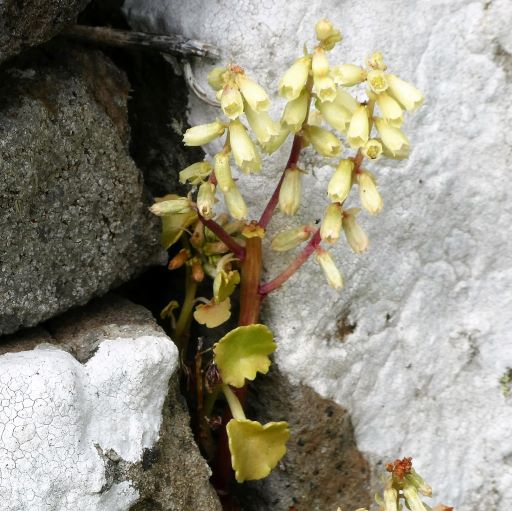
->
[125,1,512,509]
[0,336,177,510]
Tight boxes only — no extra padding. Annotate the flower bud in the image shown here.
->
[279,56,311,101]
[387,74,423,110]
[260,124,290,155]
[313,75,337,102]
[221,85,244,119]
[362,139,383,160]
[366,51,387,71]
[312,48,330,78]
[303,126,342,157]
[224,184,248,220]
[403,486,428,511]
[315,19,342,50]
[229,119,261,173]
[320,203,342,244]
[179,161,212,185]
[279,167,302,215]
[328,159,354,203]
[168,248,190,270]
[376,92,403,126]
[244,103,280,144]
[316,249,343,290]
[343,208,368,253]
[271,225,312,251]
[383,487,398,511]
[316,98,352,133]
[208,67,227,91]
[367,69,388,94]
[358,171,383,215]
[331,64,366,86]
[190,258,205,283]
[183,120,226,146]
[214,152,235,192]
[150,197,192,216]
[347,105,370,148]
[190,220,205,248]
[405,470,433,497]
[237,74,269,112]
[197,182,216,219]
[375,118,409,159]
[282,89,309,133]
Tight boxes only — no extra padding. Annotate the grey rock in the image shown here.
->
[0,0,90,64]
[0,46,165,335]
[0,294,221,511]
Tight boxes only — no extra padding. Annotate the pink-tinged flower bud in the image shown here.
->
[229,119,261,173]
[221,85,244,119]
[316,249,343,290]
[197,182,216,219]
[327,159,354,203]
[214,152,235,193]
[237,74,269,112]
[183,119,226,146]
[271,225,312,251]
[320,203,342,244]
[282,89,309,133]
[303,126,342,157]
[279,167,302,215]
[347,105,370,148]
[387,74,423,111]
[342,208,368,253]
[357,171,383,215]
[224,184,248,220]
[331,64,366,86]
[279,56,311,101]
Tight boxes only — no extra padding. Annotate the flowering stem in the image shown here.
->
[174,267,198,352]
[259,229,322,297]
[258,134,303,229]
[198,213,246,260]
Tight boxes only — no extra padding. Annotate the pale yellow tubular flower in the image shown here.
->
[334,88,359,113]
[316,249,343,290]
[260,124,290,154]
[347,105,370,148]
[183,120,226,146]
[207,66,227,91]
[316,98,352,133]
[221,85,244,119]
[312,48,330,78]
[197,182,216,219]
[376,92,403,127]
[279,56,311,101]
[150,197,192,216]
[362,139,383,160]
[214,152,234,193]
[405,470,433,497]
[237,74,269,112]
[278,167,302,215]
[229,119,261,173]
[271,225,312,251]
[313,75,337,102]
[375,117,410,159]
[358,171,383,215]
[244,103,280,144]
[315,19,342,50]
[303,126,342,157]
[386,74,423,111]
[307,109,323,128]
[328,159,354,203]
[179,161,212,185]
[320,203,342,244]
[403,487,428,511]
[342,208,368,253]
[367,69,389,94]
[331,64,367,87]
[281,89,309,133]
[383,486,399,511]
[224,184,248,220]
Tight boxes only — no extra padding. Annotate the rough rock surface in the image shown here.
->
[0,294,221,511]
[0,0,90,63]
[124,1,512,509]
[0,46,164,335]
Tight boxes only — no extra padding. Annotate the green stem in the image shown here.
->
[222,384,246,421]
[174,267,198,352]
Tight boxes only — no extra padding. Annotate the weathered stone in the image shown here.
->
[0,0,90,63]
[0,294,221,511]
[0,46,165,335]
[124,1,512,509]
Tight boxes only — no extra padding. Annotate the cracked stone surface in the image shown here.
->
[0,294,221,511]
[0,46,165,335]
[124,1,512,509]
[0,0,90,64]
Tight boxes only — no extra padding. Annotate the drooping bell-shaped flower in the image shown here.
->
[183,119,226,146]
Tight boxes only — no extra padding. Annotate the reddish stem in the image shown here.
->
[198,214,246,260]
[258,134,303,229]
[259,229,322,297]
